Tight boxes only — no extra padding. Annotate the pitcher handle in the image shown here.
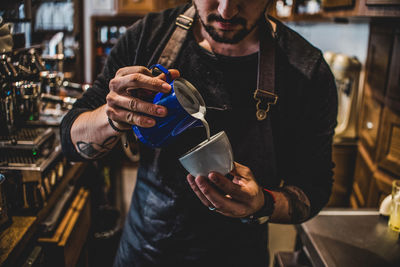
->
[149,64,172,84]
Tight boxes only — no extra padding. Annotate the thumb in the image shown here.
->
[229,162,240,176]
[157,69,181,81]
[229,162,254,181]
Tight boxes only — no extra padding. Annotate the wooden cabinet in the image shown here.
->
[116,0,188,14]
[0,163,89,267]
[322,0,354,9]
[366,23,394,101]
[351,21,400,208]
[328,143,358,207]
[38,188,91,267]
[386,28,400,113]
[366,0,400,5]
[352,146,376,207]
[273,0,400,22]
[368,169,393,207]
[271,2,400,208]
[359,87,383,157]
[30,0,85,83]
[376,107,400,176]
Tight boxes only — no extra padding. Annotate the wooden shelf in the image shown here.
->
[33,29,74,34]
[322,0,400,18]
[275,0,400,22]
[36,162,87,222]
[0,217,36,266]
[0,162,87,267]
[38,188,91,267]
[278,13,330,23]
[30,0,85,83]
[115,0,188,15]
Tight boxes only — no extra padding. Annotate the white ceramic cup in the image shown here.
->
[179,131,234,177]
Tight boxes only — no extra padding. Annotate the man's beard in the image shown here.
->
[193,3,261,44]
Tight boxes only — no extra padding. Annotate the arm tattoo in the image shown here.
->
[279,185,311,223]
[77,135,118,159]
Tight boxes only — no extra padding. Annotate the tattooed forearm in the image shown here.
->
[77,135,118,159]
[279,185,311,223]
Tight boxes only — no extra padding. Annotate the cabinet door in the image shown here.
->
[322,0,354,8]
[376,107,400,176]
[38,189,90,267]
[368,170,393,207]
[366,0,400,5]
[386,28,400,113]
[352,145,376,207]
[359,87,383,159]
[328,143,357,207]
[366,23,394,101]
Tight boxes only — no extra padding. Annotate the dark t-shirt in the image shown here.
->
[60,4,337,267]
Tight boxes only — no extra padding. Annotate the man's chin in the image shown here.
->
[210,33,249,44]
[212,35,237,44]
[205,26,249,44]
[214,38,241,44]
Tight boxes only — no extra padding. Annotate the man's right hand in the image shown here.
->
[105,66,180,130]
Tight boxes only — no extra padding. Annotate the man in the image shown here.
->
[61,0,337,266]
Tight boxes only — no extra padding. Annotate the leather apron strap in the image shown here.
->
[158,6,278,121]
[158,6,196,68]
[254,20,278,121]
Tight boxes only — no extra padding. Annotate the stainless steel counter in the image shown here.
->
[296,209,400,267]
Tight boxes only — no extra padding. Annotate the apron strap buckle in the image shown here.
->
[253,89,278,121]
[175,14,193,30]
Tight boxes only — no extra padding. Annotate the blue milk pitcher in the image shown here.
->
[132,64,206,148]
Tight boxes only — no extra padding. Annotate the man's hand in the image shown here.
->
[105,66,180,130]
[186,162,265,218]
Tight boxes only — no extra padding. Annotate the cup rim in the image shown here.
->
[179,131,226,160]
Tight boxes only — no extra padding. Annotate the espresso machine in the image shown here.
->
[0,47,87,215]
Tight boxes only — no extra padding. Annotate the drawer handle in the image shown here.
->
[366,121,374,130]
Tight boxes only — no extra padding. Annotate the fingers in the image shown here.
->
[110,66,180,95]
[156,69,180,81]
[187,174,213,208]
[106,91,167,117]
[106,66,180,128]
[106,105,155,128]
[115,66,152,78]
[188,175,247,217]
[110,73,171,94]
[230,161,254,182]
[208,172,251,202]
[195,175,237,212]
[106,91,162,127]
[115,66,180,81]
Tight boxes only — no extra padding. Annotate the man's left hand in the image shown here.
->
[186,162,265,218]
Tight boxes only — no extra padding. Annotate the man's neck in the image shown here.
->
[193,19,260,57]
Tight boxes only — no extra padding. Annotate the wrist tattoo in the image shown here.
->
[77,135,118,159]
[279,186,311,223]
